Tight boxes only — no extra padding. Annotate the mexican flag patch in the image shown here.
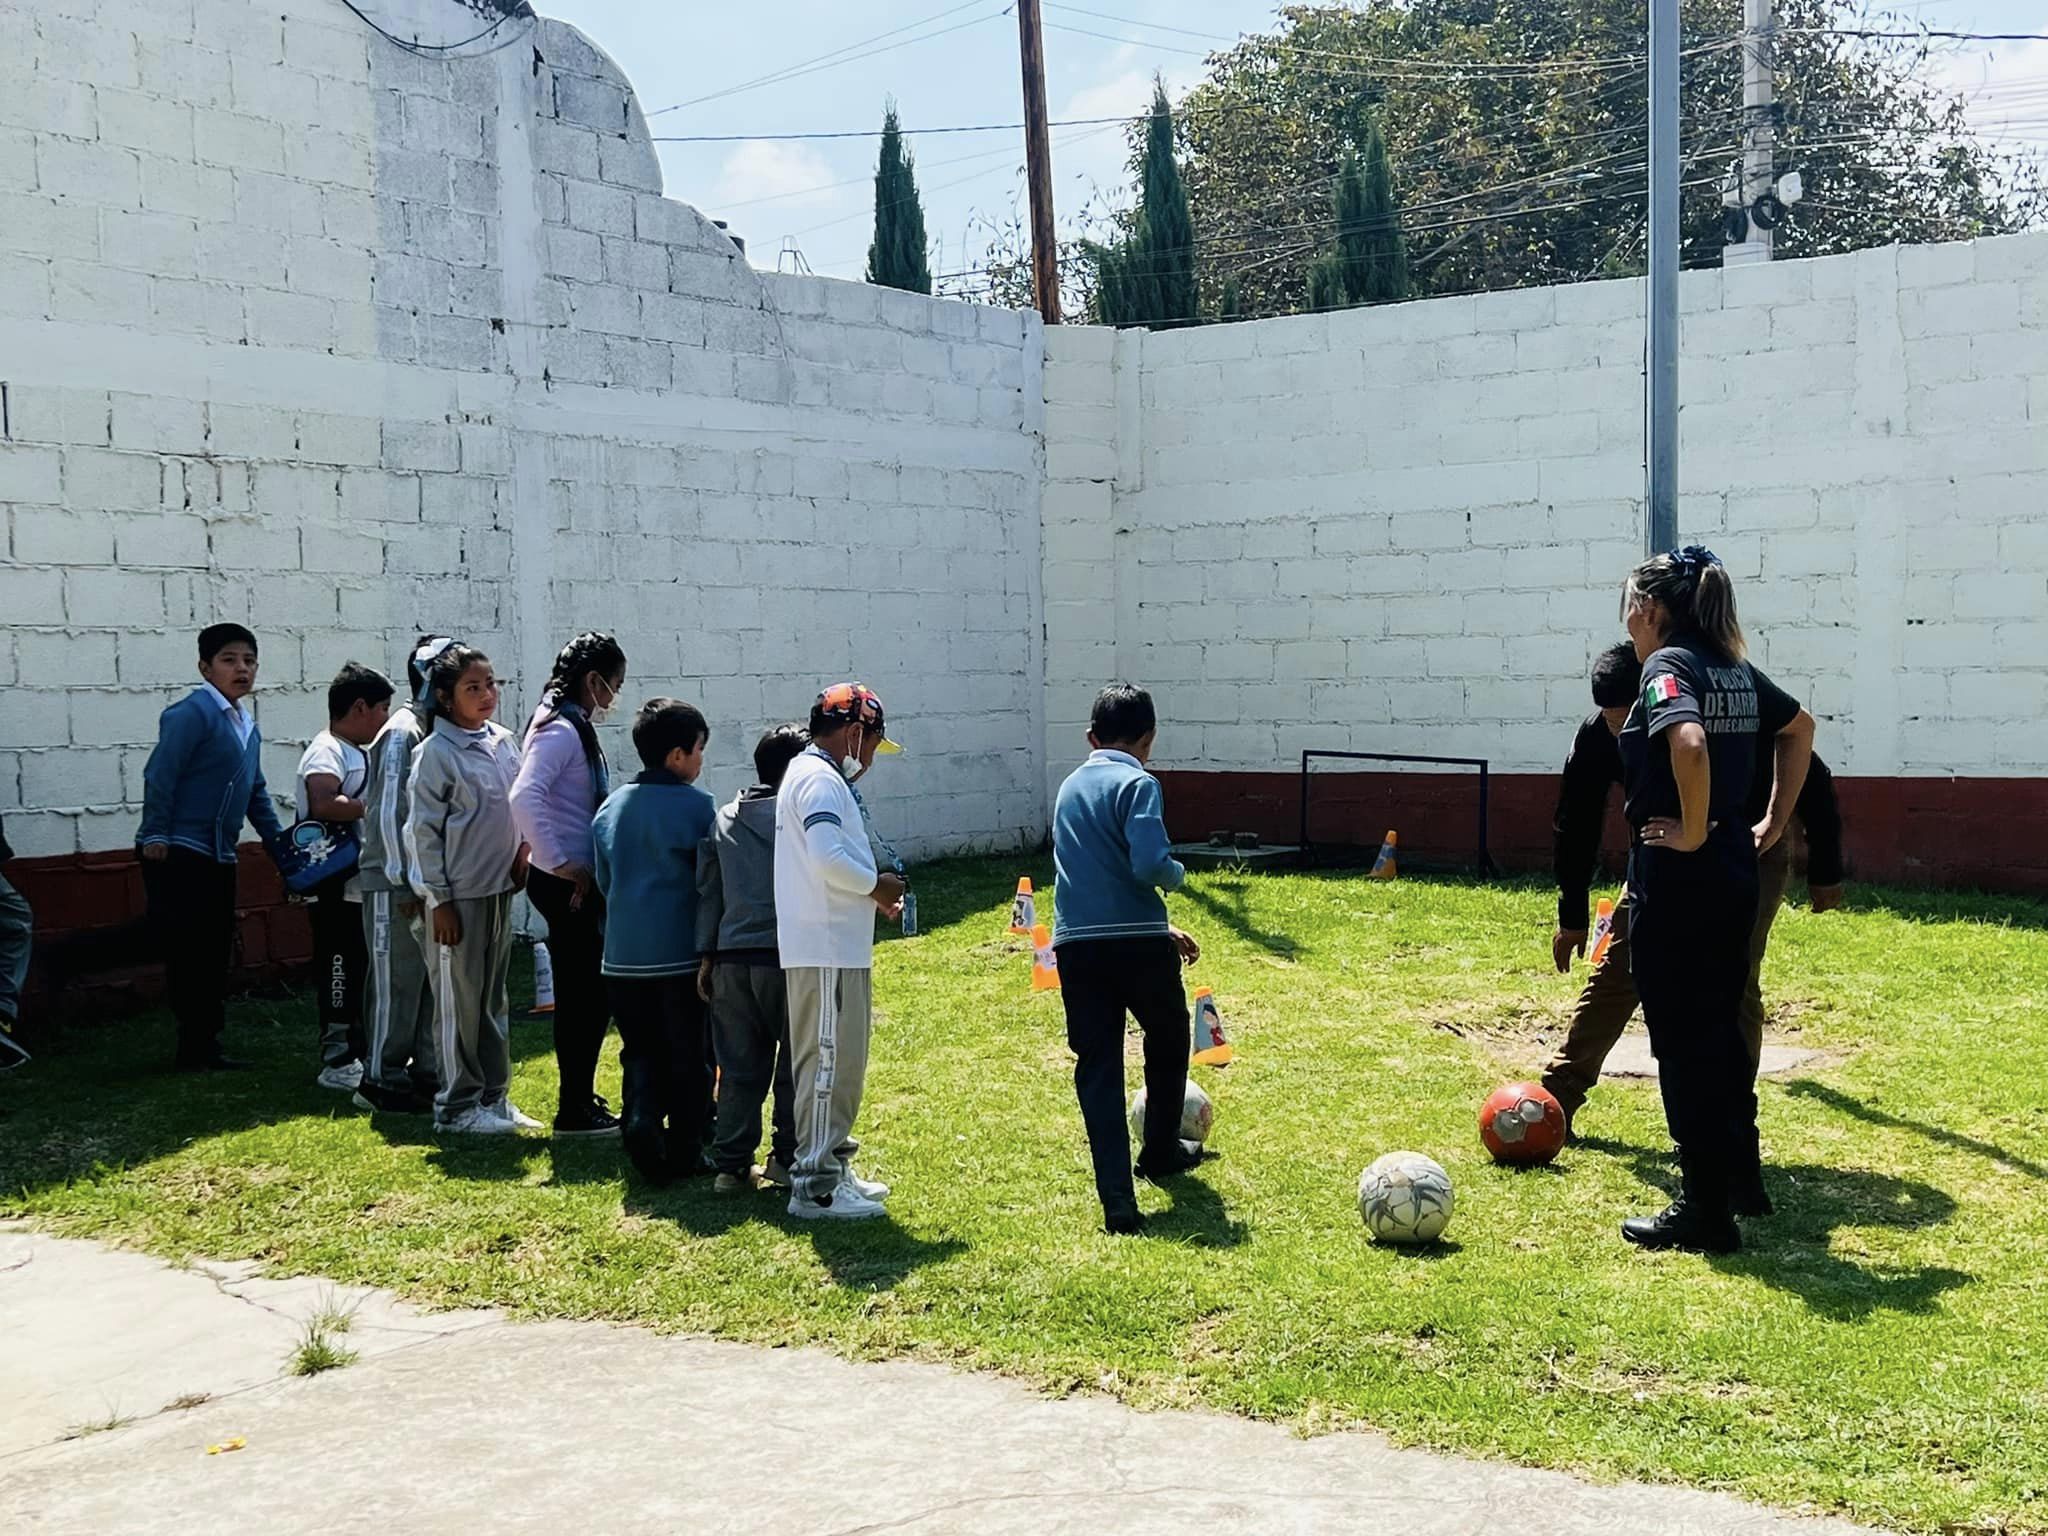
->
[1644,674,1682,710]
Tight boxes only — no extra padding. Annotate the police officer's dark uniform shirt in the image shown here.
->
[1618,636,1798,857]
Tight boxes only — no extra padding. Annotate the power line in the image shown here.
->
[645,0,1006,118]
[334,0,529,55]
[654,115,1133,143]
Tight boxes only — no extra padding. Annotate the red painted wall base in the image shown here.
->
[1156,769,2048,893]
[8,844,311,1021]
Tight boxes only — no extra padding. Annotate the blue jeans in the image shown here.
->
[0,870,31,1023]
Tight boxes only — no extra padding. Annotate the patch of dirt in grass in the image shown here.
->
[1426,997,1573,1069]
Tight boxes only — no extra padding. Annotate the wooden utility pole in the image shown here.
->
[1016,0,1060,324]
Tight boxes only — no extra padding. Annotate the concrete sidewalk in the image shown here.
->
[0,1226,1876,1535]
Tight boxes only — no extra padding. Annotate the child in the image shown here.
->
[776,683,905,1222]
[591,699,717,1184]
[0,814,29,1070]
[695,723,808,1194]
[137,623,288,1072]
[354,637,456,1115]
[1052,683,1204,1236]
[511,632,629,1139]
[404,645,532,1134]
[296,661,393,1092]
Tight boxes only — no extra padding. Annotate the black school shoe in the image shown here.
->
[1103,1205,1147,1236]
[554,1094,622,1139]
[351,1078,431,1114]
[622,1121,672,1185]
[1621,1198,1741,1255]
[1134,1139,1207,1182]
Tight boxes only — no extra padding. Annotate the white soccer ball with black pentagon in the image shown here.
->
[1128,1079,1215,1144]
[1357,1151,1454,1244]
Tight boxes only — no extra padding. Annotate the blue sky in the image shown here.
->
[539,1,2047,282]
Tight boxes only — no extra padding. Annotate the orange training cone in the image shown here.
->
[1009,878,1036,935]
[1030,924,1060,992]
[1588,895,1617,968]
[1191,986,1233,1066]
[1369,830,1399,880]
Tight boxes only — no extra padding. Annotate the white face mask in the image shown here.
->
[839,727,867,783]
[588,674,617,725]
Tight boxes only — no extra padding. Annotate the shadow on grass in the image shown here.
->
[1607,1139,1968,1319]
[1179,879,1301,959]
[1784,1080,2048,1182]
[1145,1167,1249,1249]
[1827,884,2048,933]
[620,1177,967,1290]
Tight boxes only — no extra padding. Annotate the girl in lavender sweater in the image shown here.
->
[510,632,627,1137]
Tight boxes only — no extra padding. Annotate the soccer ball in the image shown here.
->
[1128,1079,1215,1145]
[1357,1151,1454,1244]
[1479,1081,1567,1165]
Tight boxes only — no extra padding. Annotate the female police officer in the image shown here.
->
[1617,546,1813,1253]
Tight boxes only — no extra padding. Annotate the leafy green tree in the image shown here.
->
[866,104,931,294]
[1220,273,1244,318]
[1177,0,2040,315]
[1087,81,1199,326]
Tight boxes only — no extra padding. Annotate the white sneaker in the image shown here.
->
[316,1060,365,1092]
[787,1181,886,1221]
[436,1106,514,1135]
[492,1100,544,1132]
[842,1166,890,1200]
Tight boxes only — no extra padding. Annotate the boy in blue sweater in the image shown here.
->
[1053,683,1204,1236]
[592,698,716,1184]
[137,623,287,1072]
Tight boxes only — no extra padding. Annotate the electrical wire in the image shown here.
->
[334,0,529,55]
[644,0,1006,118]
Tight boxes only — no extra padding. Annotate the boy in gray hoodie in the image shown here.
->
[695,724,807,1192]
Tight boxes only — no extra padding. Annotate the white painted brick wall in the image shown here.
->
[1044,231,2048,785]
[1,0,1045,861]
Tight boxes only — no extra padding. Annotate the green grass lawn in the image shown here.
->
[4,861,2045,1533]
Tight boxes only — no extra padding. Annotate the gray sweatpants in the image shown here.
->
[784,965,873,1202]
[709,960,797,1175]
[362,888,438,1094]
[426,892,514,1125]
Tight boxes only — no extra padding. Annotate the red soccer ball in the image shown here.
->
[1479,1081,1567,1165]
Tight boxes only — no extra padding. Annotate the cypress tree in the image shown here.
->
[1087,81,1197,327]
[1305,253,1342,312]
[1333,146,1370,306]
[1356,114,1410,303]
[865,104,931,294]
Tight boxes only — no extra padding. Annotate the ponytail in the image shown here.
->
[1621,546,1746,661]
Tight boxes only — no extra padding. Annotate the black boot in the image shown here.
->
[1622,1198,1740,1253]
[1623,1157,1739,1254]
[1731,1165,1775,1218]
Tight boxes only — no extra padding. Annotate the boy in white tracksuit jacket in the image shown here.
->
[775,684,906,1220]
[354,637,454,1112]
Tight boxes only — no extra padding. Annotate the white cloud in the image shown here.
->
[706,140,855,225]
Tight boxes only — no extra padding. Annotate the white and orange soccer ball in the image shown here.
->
[1128,1079,1215,1145]
[1357,1151,1454,1244]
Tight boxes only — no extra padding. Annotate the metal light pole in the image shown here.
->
[1646,0,1680,553]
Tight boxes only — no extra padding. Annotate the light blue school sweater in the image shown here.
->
[591,770,717,978]
[1051,750,1186,947]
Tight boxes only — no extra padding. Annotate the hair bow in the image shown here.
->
[1669,544,1720,578]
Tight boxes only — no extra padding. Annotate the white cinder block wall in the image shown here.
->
[0,0,1046,862]
[1042,237,2048,797]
